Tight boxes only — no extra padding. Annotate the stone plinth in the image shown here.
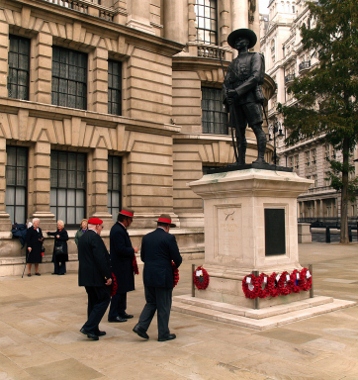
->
[188,168,313,307]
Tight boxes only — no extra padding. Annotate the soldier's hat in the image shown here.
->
[227,28,257,49]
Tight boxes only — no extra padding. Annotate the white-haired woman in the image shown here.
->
[47,220,69,275]
[25,218,45,276]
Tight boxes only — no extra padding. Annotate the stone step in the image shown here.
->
[172,295,355,331]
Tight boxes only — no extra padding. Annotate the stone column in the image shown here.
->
[126,0,154,34]
[231,0,248,30]
[163,0,188,44]
[91,42,108,114]
[30,141,56,230]
[32,27,53,104]
[0,10,9,98]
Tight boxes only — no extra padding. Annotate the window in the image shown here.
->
[52,47,87,109]
[108,60,122,115]
[6,147,28,223]
[294,154,299,169]
[108,155,122,219]
[202,87,228,134]
[8,35,30,100]
[194,0,218,45]
[50,151,86,227]
[311,148,316,164]
[305,151,310,166]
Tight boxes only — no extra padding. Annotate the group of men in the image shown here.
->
[77,26,265,342]
[77,209,182,342]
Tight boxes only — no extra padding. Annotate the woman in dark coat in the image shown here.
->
[25,218,45,276]
[47,220,69,275]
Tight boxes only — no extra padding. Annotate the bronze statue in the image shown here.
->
[223,28,266,164]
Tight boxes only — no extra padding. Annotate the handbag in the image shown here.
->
[54,244,64,254]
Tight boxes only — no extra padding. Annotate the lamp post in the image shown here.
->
[268,120,284,165]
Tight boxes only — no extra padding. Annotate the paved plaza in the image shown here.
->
[0,242,358,379]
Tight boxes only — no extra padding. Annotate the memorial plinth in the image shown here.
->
[188,168,313,308]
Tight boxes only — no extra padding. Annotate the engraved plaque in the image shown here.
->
[217,206,242,258]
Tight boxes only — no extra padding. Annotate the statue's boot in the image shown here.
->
[252,124,267,163]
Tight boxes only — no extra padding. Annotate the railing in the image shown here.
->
[197,45,225,60]
[285,73,295,83]
[43,0,116,21]
[299,60,311,71]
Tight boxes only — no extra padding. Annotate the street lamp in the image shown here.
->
[268,120,284,165]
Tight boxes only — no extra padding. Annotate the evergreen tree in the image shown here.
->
[278,0,358,243]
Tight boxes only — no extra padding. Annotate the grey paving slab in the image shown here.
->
[0,242,357,379]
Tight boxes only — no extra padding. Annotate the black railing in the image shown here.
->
[285,74,295,83]
[299,60,311,71]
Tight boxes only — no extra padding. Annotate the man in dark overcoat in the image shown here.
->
[133,214,182,342]
[108,208,138,322]
[78,217,112,341]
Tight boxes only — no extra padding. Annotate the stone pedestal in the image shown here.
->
[188,168,313,308]
[172,167,355,329]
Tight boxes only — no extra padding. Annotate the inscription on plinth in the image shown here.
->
[217,205,242,259]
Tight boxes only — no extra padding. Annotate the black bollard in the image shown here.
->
[349,227,352,242]
[325,227,330,243]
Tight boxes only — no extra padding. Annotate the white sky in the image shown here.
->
[259,0,270,13]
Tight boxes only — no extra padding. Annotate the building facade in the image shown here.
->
[0,0,276,273]
[260,0,358,224]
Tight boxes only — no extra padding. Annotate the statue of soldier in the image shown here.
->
[223,28,267,164]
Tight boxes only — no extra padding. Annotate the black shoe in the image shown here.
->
[96,330,106,336]
[51,273,58,275]
[133,324,149,340]
[120,312,133,319]
[35,273,41,276]
[158,333,176,342]
[108,316,127,323]
[80,327,99,341]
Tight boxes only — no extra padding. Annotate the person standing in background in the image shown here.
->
[133,214,182,342]
[78,217,112,341]
[25,218,44,277]
[47,220,69,275]
[108,209,139,323]
[75,219,88,247]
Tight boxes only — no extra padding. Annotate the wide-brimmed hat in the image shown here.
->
[88,217,103,225]
[157,214,176,228]
[118,208,134,218]
[227,28,257,49]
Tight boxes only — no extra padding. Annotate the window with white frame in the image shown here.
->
[108,60,122,115]
[52,46,87,110]
[194,0,218,45]
[50,151,86,227]
[6,146,28,224]
[8,35,30,100]
[202,87,228,134]
[107,155,122,220]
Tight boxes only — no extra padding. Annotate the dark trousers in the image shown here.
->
[108,292,127,319]
[82,286,110,334]
[137,286,172,339]
[54,261,66,274]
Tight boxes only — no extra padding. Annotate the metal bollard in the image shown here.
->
[349,227,352,242]
[253,270,259,310]
[325,226,330,243]
[192,264,195,297]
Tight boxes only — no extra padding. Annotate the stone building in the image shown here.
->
[260,0,358,224]
[0,0,276,274]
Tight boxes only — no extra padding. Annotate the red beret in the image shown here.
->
[119,208,134,218]
[88,217,103,225]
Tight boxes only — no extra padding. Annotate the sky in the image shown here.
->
[259,0,270,12]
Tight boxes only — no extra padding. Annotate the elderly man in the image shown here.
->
[223,28,267,164]
[133,214,182,342]
[78,217,112,341]
[108,208,139,322]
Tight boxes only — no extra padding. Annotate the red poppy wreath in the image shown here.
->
[193,266,210,290]
[299,267,312,291]
[242,274,261,299]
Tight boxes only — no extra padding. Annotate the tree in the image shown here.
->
[278,0,358,244]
